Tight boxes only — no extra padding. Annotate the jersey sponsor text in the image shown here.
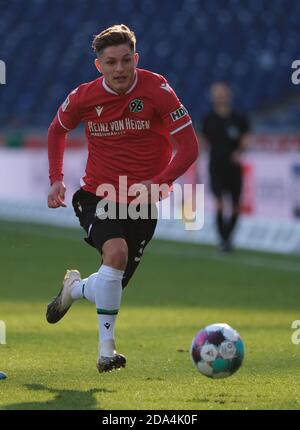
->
[88,118,151,136]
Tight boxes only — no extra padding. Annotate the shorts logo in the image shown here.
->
[129,99,144,113]
[95,203,106,218]
[134,240,146,262]
[170,105,188,121]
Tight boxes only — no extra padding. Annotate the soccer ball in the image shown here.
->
[190,323,244,379]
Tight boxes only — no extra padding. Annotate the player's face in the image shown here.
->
[95,44,139,94]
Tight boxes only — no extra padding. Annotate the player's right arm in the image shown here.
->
[47,87,81,208]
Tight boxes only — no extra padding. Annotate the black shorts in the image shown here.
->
[72,188,157,288]
[209,161,242,205]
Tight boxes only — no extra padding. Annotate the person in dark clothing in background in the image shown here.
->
[202,82,250,252]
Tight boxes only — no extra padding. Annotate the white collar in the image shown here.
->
[102,71,138,95]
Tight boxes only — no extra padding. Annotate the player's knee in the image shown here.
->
[106,248,128,270]
[103,244,128,270]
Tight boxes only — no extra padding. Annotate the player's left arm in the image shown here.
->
[151,78,199,186]
[152,123,199,186]
[138,124,198,203]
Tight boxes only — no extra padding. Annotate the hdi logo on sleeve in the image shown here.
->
[170,105,188,121]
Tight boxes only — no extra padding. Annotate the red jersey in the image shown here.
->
[49,68,193,196]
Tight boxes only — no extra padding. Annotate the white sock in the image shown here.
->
[70,273,98,302]
[95,265,124,357]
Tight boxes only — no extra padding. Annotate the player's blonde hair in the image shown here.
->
[92,24,136,57]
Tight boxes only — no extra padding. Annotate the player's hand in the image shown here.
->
[48,181,67,208]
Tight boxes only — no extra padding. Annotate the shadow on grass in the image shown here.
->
[4,384,114,410]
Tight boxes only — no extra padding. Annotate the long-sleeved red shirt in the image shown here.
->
[48,68,199,199]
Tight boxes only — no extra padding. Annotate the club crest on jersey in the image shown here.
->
[170,105,188,122]
[129,99,144,113]
[95,105,103,117]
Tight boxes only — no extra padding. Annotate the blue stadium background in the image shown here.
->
[1,0,300,131]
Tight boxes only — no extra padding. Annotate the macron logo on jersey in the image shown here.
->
[95,106,104,117]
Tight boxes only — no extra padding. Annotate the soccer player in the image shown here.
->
[202,82,250,252]
[46,25,199,373]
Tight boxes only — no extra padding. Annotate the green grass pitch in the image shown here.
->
[0,219,300,410]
